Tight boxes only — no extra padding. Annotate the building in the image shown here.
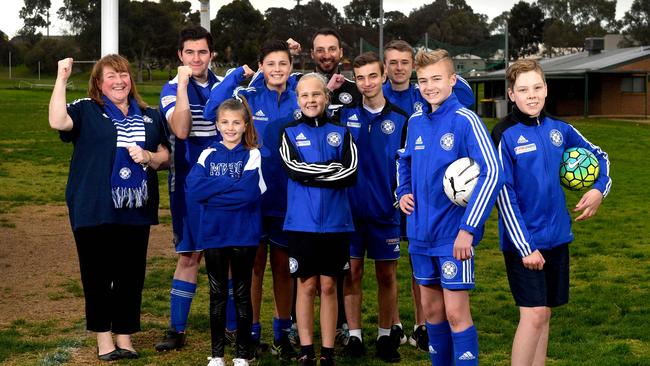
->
[453,54,486,76]
[468,41,650,117]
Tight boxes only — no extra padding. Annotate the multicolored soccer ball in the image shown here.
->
[443,157,480,207]
[559,147,599,191]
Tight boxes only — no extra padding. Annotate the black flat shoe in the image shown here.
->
[97,348,121,361]
[115,345,140,359]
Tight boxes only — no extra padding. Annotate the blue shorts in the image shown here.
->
[261,216,288,248]
[350,222,400,260]
[411,253,475,290]
[172,194,202,253]
[504,244,570,308]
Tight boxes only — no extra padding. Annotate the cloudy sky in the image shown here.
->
[1,0,635,38]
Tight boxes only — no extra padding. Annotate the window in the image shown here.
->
[621,77,646,93]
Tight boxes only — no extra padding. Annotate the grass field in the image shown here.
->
[0,82,649,366]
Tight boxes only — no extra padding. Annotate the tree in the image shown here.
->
[57,0,102,59]
[508,2,544,58]
[211,0,268,66]
[621,0,650,45]
[408,0,489,47]
[489,11,509,34]
[344,0,380,28]
[24,36,78,74]
[539,0,619,49]
[19,0,51,44]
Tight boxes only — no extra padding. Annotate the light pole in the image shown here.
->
[101,0,119,56]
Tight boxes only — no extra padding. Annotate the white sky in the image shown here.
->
[1,0,635,38]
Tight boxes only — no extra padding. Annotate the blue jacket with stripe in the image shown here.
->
[186,142,266,249]
[337,100,409,224]
[203,66,300,218]
[279,114,358,233]
[396,93,504,256]
[490,107,611,257]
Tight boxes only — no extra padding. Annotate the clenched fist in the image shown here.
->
[57,58,73,82]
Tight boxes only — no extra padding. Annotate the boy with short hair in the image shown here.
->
[338,52,409,362]
[397,49,503,365]
[491,59,611,365]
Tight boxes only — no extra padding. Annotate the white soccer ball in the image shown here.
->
[442,157,480,207]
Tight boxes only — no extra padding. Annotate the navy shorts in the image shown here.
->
[350,221,400,260]
[287,231,350,279]
[261,216,289,248]
[504,244,570,308]
[411,253,475,290]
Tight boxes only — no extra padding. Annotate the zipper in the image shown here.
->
[533,122,551,244]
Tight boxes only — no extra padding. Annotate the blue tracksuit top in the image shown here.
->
[396,93,504,256]
[186,142,266,249]
[491,107,611,257]
[337,100,409,224]
[382,75,475,117]
[203,66,300,218]
[279,114,358,233]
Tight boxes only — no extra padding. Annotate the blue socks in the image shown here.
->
[251,322,262,342]
[426,321,452,366]
[273,317,292,342]
[226,279,237,331]
[452,325,478,365]
[170,279,196,332]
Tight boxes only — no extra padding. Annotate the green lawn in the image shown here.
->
[0,86,649,365]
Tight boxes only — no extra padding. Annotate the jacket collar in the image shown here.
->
[301,113,331,127]
[511,105,546,126]
[424,93,460,117]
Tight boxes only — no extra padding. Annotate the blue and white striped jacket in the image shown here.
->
[491,108,611,257]
[396,93,504,256]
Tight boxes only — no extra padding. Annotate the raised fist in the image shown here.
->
[242,64,255,78]
[287,38,302,56]
[57,58,73,81]
[177,65,193,85]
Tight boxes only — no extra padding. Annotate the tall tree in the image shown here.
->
[344,0,380,28]
[408,0,489,47]
[508,2,544,58]
[539,0,619,48]
[621,0,650,45]
[211,0,268,66]
[58,0,102,58]
[19,0,51,44]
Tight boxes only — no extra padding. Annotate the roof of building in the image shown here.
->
[468,46,650,81]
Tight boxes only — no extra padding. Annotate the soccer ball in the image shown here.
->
[560,147,600,191]
[443,157,480,207]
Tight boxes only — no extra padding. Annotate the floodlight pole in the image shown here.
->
[8,51,11,79]
[199,0,210,31]
[379,0,384,60]
[504,20,509,98]
[101,0,119,56]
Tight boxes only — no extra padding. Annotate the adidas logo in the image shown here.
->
[296,132,307,140]
[393,245,400,252]
[517,135,528,144]
[428,345,437,354]
[458,351,476,360]
[348,114,358,121]
[255,110,266,117]
[415,136,423,144]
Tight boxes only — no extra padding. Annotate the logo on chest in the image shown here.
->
[295,132,311,147]
[440,133,454,151]
[327,132,342,147]
[338,92,353,104]
[549,129,563,147]
[414,136,425,150]
[381,120,395,135]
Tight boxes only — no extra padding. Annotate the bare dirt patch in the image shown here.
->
[0,204,175,327]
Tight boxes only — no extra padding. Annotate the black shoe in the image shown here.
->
[343,336,364,357]
[271,336,298,360]
[319,355,336,366]
[97,348,121,361]
[115,345,139,359]
[389,324,405,347]
[409,325,429,351]
[155,329,186,351]
[298,354,317,366]
[376,335,401,363]
[250,338,269,358]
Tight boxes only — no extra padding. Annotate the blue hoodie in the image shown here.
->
[186,142,267,248]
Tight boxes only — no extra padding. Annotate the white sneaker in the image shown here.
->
[207,356,225,366]
[232,358,249,366]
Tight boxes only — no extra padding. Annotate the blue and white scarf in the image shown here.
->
[102,95,148,208]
